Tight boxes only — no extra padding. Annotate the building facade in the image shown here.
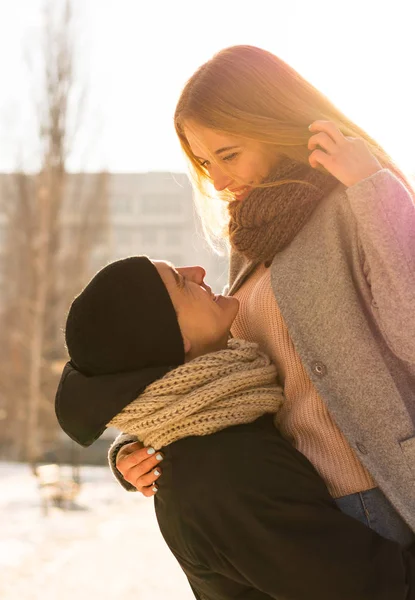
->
[92,171,228,292]
[0,171,229,300]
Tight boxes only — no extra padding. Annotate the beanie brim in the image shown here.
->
[55,361,171,447]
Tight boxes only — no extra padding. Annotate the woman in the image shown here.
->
[56,256,415,600]
[113,45,415,546]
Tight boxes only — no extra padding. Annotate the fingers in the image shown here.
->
[131,463,162,489]
[116,445,153,471]
[141,484,159,498]
[308,120,345,145]
[116,441,143,463]
[116,445,164,495]
[307,132,337,154]
[307,120,382,186]
[309,148,332,170]
[308,121,345,171]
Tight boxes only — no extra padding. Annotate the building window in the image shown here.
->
[141,229,157,245]
[165,229,182,246]
[140,194,182,215]
[115,227,133,246]
[112,194,132,214]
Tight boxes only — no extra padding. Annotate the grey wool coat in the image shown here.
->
[227,168,415,531]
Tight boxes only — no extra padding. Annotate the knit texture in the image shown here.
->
[231,264,375,498]
[65,256,184,376]
[108,338,283,450]
[228,157,338,263]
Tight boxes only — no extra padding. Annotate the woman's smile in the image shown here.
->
[229,185,252,201]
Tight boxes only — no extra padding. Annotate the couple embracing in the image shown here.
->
[56,45,415,599]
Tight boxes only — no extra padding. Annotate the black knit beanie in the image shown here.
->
[65,256,185,376]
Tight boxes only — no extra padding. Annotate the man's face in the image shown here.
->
[153,261,239,359]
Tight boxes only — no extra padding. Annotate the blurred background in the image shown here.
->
[0,0,414,598]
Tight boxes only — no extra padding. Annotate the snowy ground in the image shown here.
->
[0,462,193,599]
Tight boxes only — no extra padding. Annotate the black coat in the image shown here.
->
[154,415,415,600]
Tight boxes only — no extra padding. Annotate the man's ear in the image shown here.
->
[183,337,192,355]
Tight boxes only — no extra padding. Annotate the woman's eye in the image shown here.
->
[222,152,238,162]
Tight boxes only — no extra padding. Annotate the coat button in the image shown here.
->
[311,361,327,377]
[372,299,378,309]
[356,442,368,455]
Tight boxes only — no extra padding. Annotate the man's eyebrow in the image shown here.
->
[194,145,239,161]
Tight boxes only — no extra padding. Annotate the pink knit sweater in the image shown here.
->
[231,263,375,498]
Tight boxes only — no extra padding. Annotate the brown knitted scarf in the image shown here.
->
[108,339,283,450]
[228,157,338,263]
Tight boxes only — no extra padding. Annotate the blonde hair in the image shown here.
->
[174,45,413,248]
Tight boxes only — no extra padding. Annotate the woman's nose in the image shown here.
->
[210,165,232,192]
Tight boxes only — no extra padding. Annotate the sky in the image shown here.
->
[0,0,414,174]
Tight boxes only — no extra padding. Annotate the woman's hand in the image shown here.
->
[308,120,383,187]
[116,442,163,497]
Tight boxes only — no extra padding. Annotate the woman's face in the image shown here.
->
[153,260,239,360]
[184,121,279,201]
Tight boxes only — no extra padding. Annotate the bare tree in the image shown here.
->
[0,1,109,466]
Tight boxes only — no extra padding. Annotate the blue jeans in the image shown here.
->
[335,487,415,548]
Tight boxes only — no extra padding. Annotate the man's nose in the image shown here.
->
[191,266,206,284]
[178,266,206,284]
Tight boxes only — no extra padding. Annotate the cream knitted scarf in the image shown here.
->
[228,157,338,264]
[108,339,283,450]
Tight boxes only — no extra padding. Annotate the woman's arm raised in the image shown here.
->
[309,120,415,364]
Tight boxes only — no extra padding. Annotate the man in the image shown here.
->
[56,256,415,600]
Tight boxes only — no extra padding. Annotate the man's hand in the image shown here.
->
[116,442,163,497]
